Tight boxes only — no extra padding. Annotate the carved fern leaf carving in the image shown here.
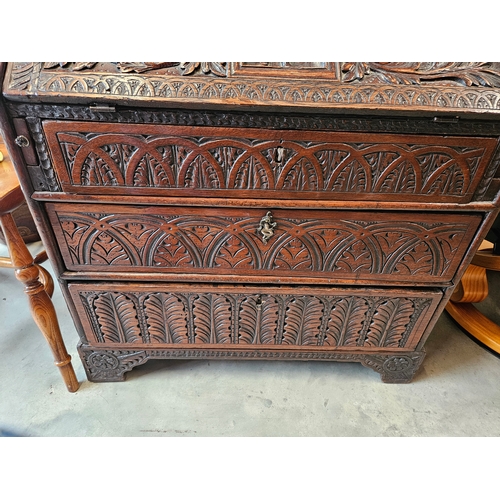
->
[81,152,119,186]
[233,156,270,189]
[192,294,232,344]
[282,158,319,190]
[364,298,414,347]
[238,295,280,344]
[383,299,415,348]
[143,293,188,344]
[184,155,221,188]
[94,293,141,343]
[324,297,367,346]
[133,153,171,187]
[331,160,367,192]
[282,296,323,345]
[101,143,138,178]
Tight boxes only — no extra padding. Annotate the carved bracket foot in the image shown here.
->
[362,351,426,383]
[78,345,149,382]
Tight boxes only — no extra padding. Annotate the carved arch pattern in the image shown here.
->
[55,210,478,282]
[78,289,433,350]
[53,131,489,199]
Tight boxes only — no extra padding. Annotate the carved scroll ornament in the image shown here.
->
[39,62,500,87]
[41,62,228,77]
[341,62,500,87]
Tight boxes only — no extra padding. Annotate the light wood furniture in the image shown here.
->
[446,239,500,353]
[2,62,500,384]
[0,137,79,392]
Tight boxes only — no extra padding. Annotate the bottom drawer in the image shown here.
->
[69,282,441,352]
[69,282,442,383]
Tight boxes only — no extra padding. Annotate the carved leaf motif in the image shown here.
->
[282,296,323,345]
[431,231,465,275]
[10,62,35,90]
[93,293,141,343]
[341,62,371,83]
[342,62,500,87]
[184,155,220,188]
[116,62,180,73]
[238,295,279,344]
[364,298,414,347]
[213,235,253,269]
[324,297,367,346]
[91,233,131,266]
[425,165,465,195]
[81,152,119,186]
[192,294,232,344]
[152,233,195,268]
[282,158,318,190]
[43,62,97,70]
[144,293,188,344]
[393,241,433,275]
[315,149,350,188]
[209,146,245,184]
[60,220,90,262]
[156,145,192,182]
[274,238,313,270]
[334,239,373,273]
[331,160,367,192]
[233,156,270,189]
[377,161,416,193]
[180,62,227,77]
[101,143,138,177]
[133,153,171,187]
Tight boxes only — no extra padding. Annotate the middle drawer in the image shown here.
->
[47,203,481,286]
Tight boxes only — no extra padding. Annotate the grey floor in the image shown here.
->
[1,241,500,437]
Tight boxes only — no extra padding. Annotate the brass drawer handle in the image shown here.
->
[259,211,277,244]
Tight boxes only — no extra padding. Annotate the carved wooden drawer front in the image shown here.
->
[47,203,482,285]
[69,282,441,352]
[42,121,499,204]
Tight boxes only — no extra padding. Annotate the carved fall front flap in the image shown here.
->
[42,121,499,203]
[47,203,482,285]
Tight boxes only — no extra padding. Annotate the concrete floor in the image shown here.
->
[1,241,500,437]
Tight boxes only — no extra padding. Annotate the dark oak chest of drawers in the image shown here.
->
[3,61,500,383]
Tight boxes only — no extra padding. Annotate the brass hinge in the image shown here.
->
[89,105,116,113]
[433,116,460,124]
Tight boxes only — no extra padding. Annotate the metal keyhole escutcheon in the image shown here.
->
[259,211,277,244]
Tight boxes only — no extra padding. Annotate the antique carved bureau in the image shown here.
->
[2,62,500,384]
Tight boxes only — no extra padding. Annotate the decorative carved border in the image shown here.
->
[77,343,426,383]
[9,102,500,137]
[5,63,500,113]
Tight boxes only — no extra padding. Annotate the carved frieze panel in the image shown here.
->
[70,283,440,351]
[48,203,481,284]
[42,122,499,203]
[5,63,500,112]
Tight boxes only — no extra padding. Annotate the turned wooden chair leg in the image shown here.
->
[0,212,79,392]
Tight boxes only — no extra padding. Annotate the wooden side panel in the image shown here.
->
[69,282,442,352]
[47,203,482,285]
[42,121,499,203]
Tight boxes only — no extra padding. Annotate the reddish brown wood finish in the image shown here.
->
[46,202,482,286]
[3,62,500,384]
[43,121,498,204]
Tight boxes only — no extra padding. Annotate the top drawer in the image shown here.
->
[42,121,499,204]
